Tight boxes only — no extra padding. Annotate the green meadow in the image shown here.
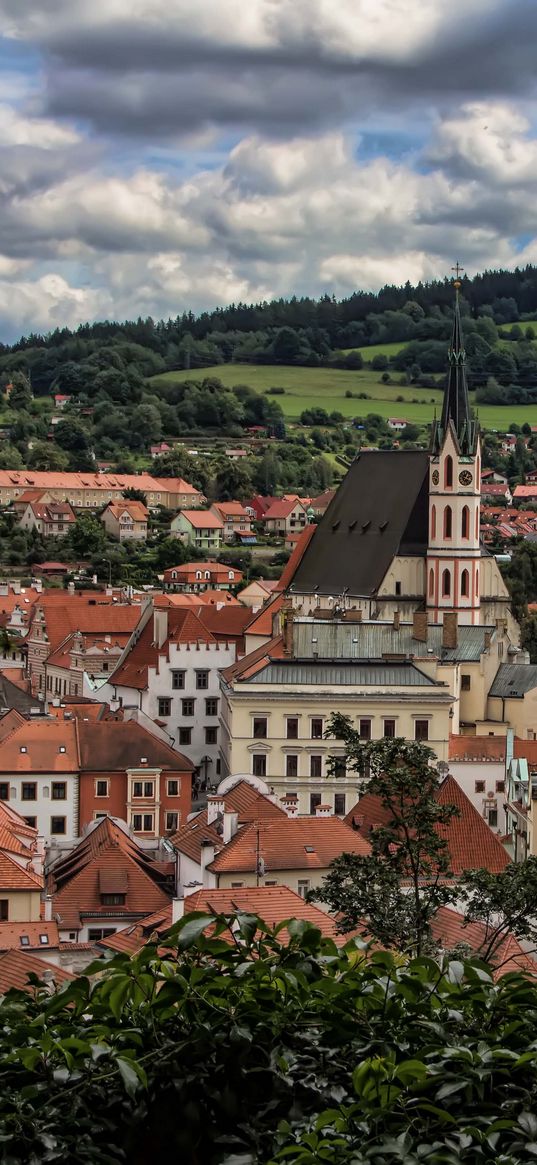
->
[151,364,537,429]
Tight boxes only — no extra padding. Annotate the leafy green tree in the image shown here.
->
[460,858,537,964]
[0,444,23,469]
[214,459,252,501]
[311,717,459,954]
[522,614,537,663]
[68,513,107,558]
[54,418,91,454]
[122,488,147,505]
[7,371,33,411]
[27,441,69,471]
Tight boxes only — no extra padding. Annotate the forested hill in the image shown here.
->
[2,265,537,392]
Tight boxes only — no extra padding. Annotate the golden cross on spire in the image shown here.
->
[452,261,464,279]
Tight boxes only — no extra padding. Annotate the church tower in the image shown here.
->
[427,271,481,625]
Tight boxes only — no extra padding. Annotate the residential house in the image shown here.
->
[170,509,224,551]
[0,470,203,510]
[236,579,278,610]
[0,802,44,922]
[150,442,172,457]
[46,816,173,943]
[388,418,408,430]
[17,492,76,538]
[26,592,142,697]
[482,483,513,504]
[0,716,192,842]
[54,394,70,409]
[163,561,243,592]
[513,484,537,504]
[100,500,148,542]
[263,496,309,536]
[45,629,130,694]
[245,495,275,522]
[210,502,255,544]
[105,601,245,780]
[447,734,507,826]
[309,490,336,517]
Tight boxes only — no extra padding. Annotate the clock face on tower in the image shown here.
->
[432,470,439,485]
[459,470,473,486]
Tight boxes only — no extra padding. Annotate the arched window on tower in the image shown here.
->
[444,506,452,539]
[475,569,479,597]
[445,456,453,488]
[461,505,469,539]
[442,569,451,597]
[475,508,479,539]
[461,569,469,597]
[431,504,436,539]
[429,567,434,596]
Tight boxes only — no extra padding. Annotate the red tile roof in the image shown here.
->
[104,501,148,520]
[184,886,344,942]
[76,720,193,773]
[221,634,284,683]
[431,906,537,978]
[0,719,79,772]
[48,816,172,930]
[0,852,43,891]
[171,780,285,863]
[209,816,370,875]
[110,606,216,689]
[30,596,141,653]
[514,485,537,498]
[449,734,507,762]
[345,776,510,876]
[0,921,60,950]
[0,949,73,994]
[277,523,317,591]
[244,593,285,638]
[264,497,307,520]
[178,510,224,529]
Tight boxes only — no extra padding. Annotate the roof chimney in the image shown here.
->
[153,606,169,649]
[223,810,239,844]
[201,839,215,886]
[315,803,332,817]
[442,612,458,650]
[412,611,428,643]
[282,604,295,657]
[280,793,299,818]
[206,795,224,824]
[171,897,184,923]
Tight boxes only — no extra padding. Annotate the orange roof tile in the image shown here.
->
[104,501,148,520]
[209,816,370,875]
[264,497,307,520]
[431,905,537,978]
[184,886,344,942]
[514,739,537,764]
[30,597,142,653]
[179,510,224,529]
[111,606,215,689]
[0,851,43,891]
[244,592,285,638]
[221,634,284,683]
[0,921,60,950]
[0,949,73,994]
[449,734,507,762]
[0,719,78,772]
[277,524,317,591]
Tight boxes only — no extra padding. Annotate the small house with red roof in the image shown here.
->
[263,495,309,536]
[163,560,243,592]
[54,394,70,409]
[170,509,224,550]
[100,500,148,542]
[210,501,254,543]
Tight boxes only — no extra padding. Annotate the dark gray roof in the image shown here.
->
[290,450,429,597]
[248,661,439,687]
[489,664,537,699]
[292,620,494,663]
[0,673,43,716]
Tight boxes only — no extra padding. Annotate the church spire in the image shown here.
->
[431,264,478,455]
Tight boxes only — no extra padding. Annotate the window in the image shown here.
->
[286,755,298,778]
[158,698,171,717]
[0,901,7,921]
[310,755,322,778]
[88,928,116,942]
[461,569,469,598]
[165,811,178,832]
[334,757,346,780]
[286,717,299,739]
[253,716,267,739]
[131,813,154,832]
[488,808,498,828]
[195,670,209,690]
[414,720,429,742]
[461,674,471,691]
[395,581,401,596]
[205,698,218,716]
[475,569,479,597]
[133,781,143,797]
[50,816,66,835]
[383,719,396,738]
[442,568,451,597]
[475,780,485,793]
[51,782,66,800]
[172,671,185,689]
[101,893,126,906]
[310,793,321,814]
[22,783,37,801]
[445,455,453,488]
[252,754,267,778]
[334,793,346,816]
[230,882,244,888]
[297,879,310,898]
[167,779,179,796]
[179,727,191,746]
[39,934,49,945]
[144,781,154,797]
[96,780,109,797]
[429,567,434,596]
[359,719,371,740]
[0,783,8,801]
[431,504,436,539]
[496,781,505,794]
[24,817,36,828]
[182,699,195,716]
[205,727,218,745]
[310,718,323,739]
[20,935,29,946]
[461,505,469,539]
[443,506,452,539]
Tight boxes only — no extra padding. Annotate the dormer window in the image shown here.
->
[19,746,27,754]
[59,746,66,754]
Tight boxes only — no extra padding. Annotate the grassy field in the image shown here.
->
[341,342,405,360]
[151,364,537,430]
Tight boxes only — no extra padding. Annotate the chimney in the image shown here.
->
[171,897,184,923]
[315,803,332,817]
[35,578,43,594]
[442,612,458,650]
[282,605,295,656]
[484,630,492,650]
[153,607,168,649]
[67,581,75,595]
[280,794,299,818]
[223,810,239,844]
[207,795,225,824]
[393,610,400,631]
[412,611,428,642]
[44,894,53,921]
[11,579,21,595]
[201,840,215,886]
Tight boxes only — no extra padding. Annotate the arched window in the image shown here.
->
[196,571,202,580]
[205,571,211,579]
[461,505,469,539]
[445,456,453,488]
[461,569,469,597]
[429,567,434,596]
[431,504,436,539]
[444,506,452,539]
[475,569,479,597]
[475,508,479,539]
[442,569,451,597]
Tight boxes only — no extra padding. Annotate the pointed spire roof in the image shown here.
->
[431,274,479,455]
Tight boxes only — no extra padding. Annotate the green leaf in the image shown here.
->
[116,1056,145,1098]
[176,914,213,949]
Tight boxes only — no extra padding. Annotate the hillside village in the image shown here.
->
[1,284,537,994]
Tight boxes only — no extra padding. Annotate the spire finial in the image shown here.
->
[451,261,464,296]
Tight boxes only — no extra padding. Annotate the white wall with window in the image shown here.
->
[0,771,78,840]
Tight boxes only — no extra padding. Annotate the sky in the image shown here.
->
[1,0,537,341]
